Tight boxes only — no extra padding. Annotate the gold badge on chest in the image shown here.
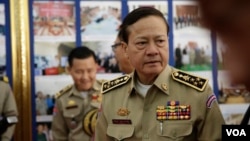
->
[117,108,130,116]
[66,100,78,109]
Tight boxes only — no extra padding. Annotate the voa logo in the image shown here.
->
[226,129,247,136]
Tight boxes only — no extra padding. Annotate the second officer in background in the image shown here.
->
[52,47,103,141]
[111,30,134,74]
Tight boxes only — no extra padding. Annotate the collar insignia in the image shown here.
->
[90,93,102,108]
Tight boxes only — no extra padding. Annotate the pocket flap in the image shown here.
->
[157,122,192,138]
[63,104,81,118]
[107,124,134,140]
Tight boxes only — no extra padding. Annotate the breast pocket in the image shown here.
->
[63,104,83,129]
[107,124,135,141]
[157,121,193,141]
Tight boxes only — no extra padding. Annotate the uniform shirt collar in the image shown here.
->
[92,80,102,91]
[68,80,101,98]
[69,85,83,98]
[153,65,172,95]
[130,65,172,95]
[124,72,135,96]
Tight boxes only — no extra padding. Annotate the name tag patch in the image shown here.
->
[112,119,132,124]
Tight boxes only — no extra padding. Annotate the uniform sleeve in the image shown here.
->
[51,99,69,141]
[197,86,225,141]
[1,84,18,141]
[94,99,111,141]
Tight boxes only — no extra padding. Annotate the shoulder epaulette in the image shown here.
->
[102,75,131,94]
[0,76,9,83]
[172,70,208,91]
[55,84,73,99]
[96,79,107,84]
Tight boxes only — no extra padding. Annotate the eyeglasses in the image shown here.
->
[111,42,122,51]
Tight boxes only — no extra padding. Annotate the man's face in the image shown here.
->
[125,16,169,79]
[67,56,98,91]
[112,37,131,73]
[112,37,123,64]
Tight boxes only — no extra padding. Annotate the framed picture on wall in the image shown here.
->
[80,0,122,40]
[173,35,212,71]
[33,0,76,41]
[172,0,212,72]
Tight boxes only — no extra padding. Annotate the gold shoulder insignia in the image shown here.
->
[0,76,9,83]
[102,75,131,94]
[55,84,73,99]
[172,70,208,91]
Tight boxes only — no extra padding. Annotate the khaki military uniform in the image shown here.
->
[95,65,225,141]
[0,76,18,141]
[52,80,104,141]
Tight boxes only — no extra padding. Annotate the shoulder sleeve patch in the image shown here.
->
[0,76,9,83]
[172,70,208,92]
[55,84,73,99]
[101,75,131,94]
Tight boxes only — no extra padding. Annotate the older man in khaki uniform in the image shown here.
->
[96,67,225,140]
[0,76,18,141]
[95,7,225,141]
[52,47,104,141]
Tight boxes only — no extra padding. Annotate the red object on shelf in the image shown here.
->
[44,67,59,75]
